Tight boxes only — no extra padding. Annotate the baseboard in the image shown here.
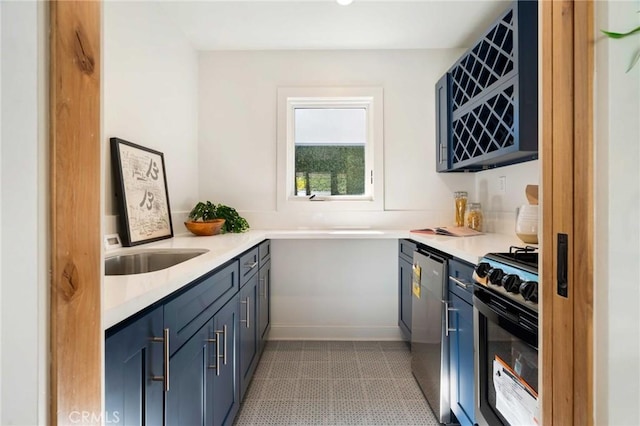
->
[268,324,404,341]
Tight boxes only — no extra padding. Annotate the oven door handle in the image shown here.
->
[484,299,519,324]
[474,294,517,322]
[474,296,538,347]
[519,316,537,333]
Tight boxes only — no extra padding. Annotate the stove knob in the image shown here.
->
[520,281,539,303]
[502,274,522,293]
[475,262,492,278]
[488,268,504,285]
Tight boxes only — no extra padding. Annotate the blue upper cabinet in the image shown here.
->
[437,0,537,172]
[435,74,452,172]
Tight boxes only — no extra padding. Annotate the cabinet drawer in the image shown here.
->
[239,247,260,287]
[259,240,271,265]
[164,260,239,356]
[398,239,417,262]
[448,258,475,304]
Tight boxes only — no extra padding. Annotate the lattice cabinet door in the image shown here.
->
[437,0,538,172]
[452,76,517,169]
[450,6,516,115]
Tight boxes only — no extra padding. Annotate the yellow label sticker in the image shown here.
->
[412,264,421,299]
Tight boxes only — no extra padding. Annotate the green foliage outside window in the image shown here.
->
[295,146,365,196]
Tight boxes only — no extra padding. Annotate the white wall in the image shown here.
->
[0,1,47,424]
[199,49,480,230]
[270,239,400,340]
[198,49,538,233]
[594,0,640,423]
[475,160,540,234]
[198,49,540,341]
[103,1,199,235]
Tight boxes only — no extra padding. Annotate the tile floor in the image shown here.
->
[233,340,439,426]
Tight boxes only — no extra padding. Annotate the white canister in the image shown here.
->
[515,205,539,244]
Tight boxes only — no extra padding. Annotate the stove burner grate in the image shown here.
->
[487,245,539,273]
[509,245,537,255]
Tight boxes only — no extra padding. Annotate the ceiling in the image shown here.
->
[156,0,511,51]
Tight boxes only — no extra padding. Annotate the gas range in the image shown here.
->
[472,246,539,313]
[473,245,540,426]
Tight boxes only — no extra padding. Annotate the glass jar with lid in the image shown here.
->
[454,191,468,227]
[467,202,483,232]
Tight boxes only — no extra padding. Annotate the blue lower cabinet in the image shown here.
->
[258,259,271,351]
[398,240,416,340]
[239,271,260,400]
[164,261,239,356]
[398,256,413,340]
[213,294,241,426]
[105,306,164,426]
[166,319,212,426]
[166,294,240,426]
[105,241,269,426]
[449,291,475,426]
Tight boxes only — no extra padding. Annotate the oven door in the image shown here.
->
[473,287,539,426]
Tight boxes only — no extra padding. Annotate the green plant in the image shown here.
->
[602,19,640,72]
[215,204,250,233]
[188,201,219,222]
[188,201,250,233]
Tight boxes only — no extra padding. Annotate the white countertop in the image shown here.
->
[407,231,529,265]
[104,229,528,329]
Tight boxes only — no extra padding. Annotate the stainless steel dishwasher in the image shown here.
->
[411,247,450,424]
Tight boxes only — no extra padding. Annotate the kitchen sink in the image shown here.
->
[105,248,209,276]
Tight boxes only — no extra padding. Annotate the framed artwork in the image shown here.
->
[110,137,173,246]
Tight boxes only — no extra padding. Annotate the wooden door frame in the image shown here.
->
[541,0,594,424]
[46,0,596,424]
[50,1,102,424]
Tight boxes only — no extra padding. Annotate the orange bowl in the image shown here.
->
[184,219,226,236]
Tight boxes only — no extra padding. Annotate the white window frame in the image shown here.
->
[276,87,384,212]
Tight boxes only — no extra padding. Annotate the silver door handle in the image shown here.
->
[241,297,250,328]
[206,324,227,375]
[443,301,457,337]
[221,324,227,365]
[259,277,265,297]
[151,328,170,391]
[244,261,258,270]
[206,331,221,375]
[449,276,473,290]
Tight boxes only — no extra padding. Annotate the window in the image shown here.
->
[277,87,384,212]
[294,107,367,197]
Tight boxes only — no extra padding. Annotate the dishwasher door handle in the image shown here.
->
[443,300,457,337]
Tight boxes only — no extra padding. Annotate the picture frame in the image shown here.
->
[110,137,174,246]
